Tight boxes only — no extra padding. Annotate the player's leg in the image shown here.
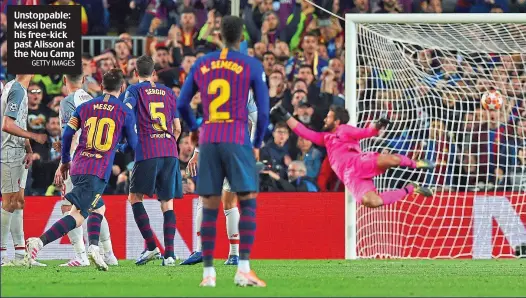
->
[357,180,433,208]
[86,195,109,272]
[1,192,15,266]
[180,197,203,265]
[377,153,434,172]
[156,157,183,266]
[26,175,92,268]
[221,186,240,265]
[221,144,265,287]
[196,144,225,287]
[60,177,89,267]
[99,213,118,266]
[128,159,161,265]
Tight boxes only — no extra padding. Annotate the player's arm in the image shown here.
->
[123,110,138,150]
[247,92,258,140]
[172,90,182,140]
[251,62,270,149]
[123,85,139,113]
[2,88,45,143]
[176,64,199,131]
[271,105,326,146]
[338,118,390,141]
[61,111,81,164]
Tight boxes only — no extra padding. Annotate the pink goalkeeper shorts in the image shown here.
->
[343,152,383,202]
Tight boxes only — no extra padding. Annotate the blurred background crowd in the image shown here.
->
[0,0,525,196]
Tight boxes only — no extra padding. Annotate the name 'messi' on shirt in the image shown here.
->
[93,103,115,112]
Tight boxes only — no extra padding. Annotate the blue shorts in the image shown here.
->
[129,157,183,201]
[197,143,258,196]
[65,175,106,218]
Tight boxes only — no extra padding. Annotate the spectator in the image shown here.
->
[261,160,319,192]
[29,113,61,195]
[27,83,52,134]
[296,136,322,179]
[81,53,101,96]
[286,32,329,82]
[260,122,291,179]
[51,0,88,35]
[178,133,195,169]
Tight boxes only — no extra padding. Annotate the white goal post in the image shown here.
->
[345,14,526,260]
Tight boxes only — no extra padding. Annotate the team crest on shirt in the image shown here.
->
[9,102,17,112]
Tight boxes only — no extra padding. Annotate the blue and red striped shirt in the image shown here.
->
[61,94,137,182]
[124,81,179,161]
[177,48,269,148]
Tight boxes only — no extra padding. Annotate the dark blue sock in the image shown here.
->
[163,211,176,259]
[39,215,76,246]
[201,208,218,267]
[239,199,256,261]
[87,213,103,246]
[132,202,156,251]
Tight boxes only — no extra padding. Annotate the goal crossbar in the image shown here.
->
[345,13,526,24]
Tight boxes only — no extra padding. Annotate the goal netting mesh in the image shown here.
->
[353,22,526,259]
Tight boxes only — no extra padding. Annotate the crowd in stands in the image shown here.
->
[0,0,525,196]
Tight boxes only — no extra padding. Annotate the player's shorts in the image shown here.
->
[1,161,28,194]
[65,175,106,218]
[343,152,384,202]
[129,157,183,201]
[197,143,258,196]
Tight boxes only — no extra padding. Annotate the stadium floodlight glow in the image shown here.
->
[345,13,526,260]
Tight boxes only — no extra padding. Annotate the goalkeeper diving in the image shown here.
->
[271,105,435,207]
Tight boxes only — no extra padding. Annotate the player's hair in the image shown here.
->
[102,69,125,92]
[329,105,350,125]
[136,55,155,77]
[220,16,245,47]
[64,74,83,84]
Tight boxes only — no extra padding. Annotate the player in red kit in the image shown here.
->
[177,16,269,287]
[123,55,183,266]
[26,69,137,271]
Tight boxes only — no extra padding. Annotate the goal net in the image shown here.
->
[345,14,526,259]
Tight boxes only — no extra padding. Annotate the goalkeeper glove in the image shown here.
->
[270,105,291,123]
[375,118,391,130]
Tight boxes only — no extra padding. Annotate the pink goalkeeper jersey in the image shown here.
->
[292,123,379,180]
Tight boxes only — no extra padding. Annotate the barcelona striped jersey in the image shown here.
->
[124,81,179,161]
[177,48,270,148]
[62,94,137,182]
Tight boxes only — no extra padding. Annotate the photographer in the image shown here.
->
[260,160,319,192]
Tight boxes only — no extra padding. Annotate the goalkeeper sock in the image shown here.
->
[40,215,77,246]
[395,154,417,168]
[239,199,256,267]
[87,213,103,246]
[163,211,176,259]
[1,208,13,252]
[100,216,114,256]
[195,198,203,252]
[201,208,219,267]
[10,209,24,250]
[64,211,86,257]
[224,207,240,256]
[131,202,157,251]
[380,184,415,206]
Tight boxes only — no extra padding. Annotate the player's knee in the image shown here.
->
[61,205,72,215]
[160,200,173,213]
[15,196,25,209]
[128,193,143,205]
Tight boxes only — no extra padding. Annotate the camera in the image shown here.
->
[261,159,282,173]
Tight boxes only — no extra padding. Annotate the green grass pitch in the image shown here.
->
[2,259,526,297]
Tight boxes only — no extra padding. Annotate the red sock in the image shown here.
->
[380,184,415,205]
[396,154,416,168]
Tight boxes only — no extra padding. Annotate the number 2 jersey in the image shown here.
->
[123,81,179,162]
[65,94,137,182]
[177,48,269,148]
